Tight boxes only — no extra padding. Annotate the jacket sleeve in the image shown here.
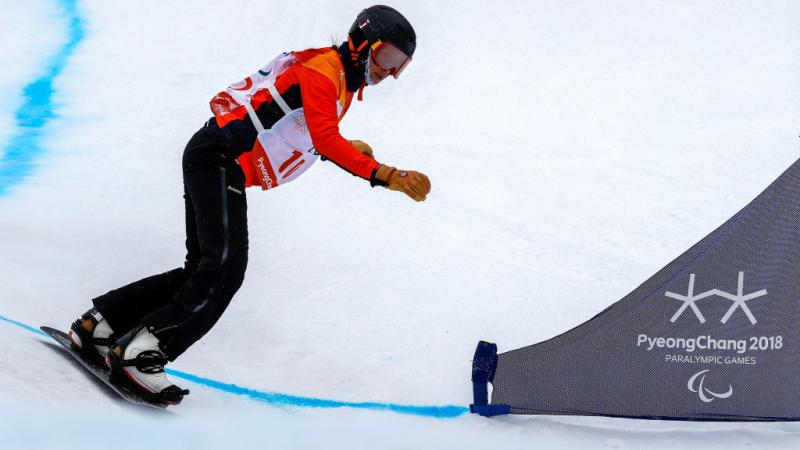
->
[297,67,380,181]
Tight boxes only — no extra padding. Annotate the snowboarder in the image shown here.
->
[65,5,429,404]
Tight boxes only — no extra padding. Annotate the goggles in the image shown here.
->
[370,41,412,78]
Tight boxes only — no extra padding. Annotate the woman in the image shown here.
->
[65,5,430,404]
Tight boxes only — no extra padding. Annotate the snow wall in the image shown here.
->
[472,159,800,421]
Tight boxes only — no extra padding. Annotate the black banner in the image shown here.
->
[473,159,800,421]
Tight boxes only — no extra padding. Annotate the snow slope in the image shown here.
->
[1,0,800,448]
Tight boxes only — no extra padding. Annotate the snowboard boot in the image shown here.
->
[105,325,189,405]
[68,307,115,362]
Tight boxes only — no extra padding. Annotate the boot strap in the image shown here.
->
[119,350,168,374]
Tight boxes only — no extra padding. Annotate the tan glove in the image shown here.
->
[374,164,431,202]
[349,140,374,159]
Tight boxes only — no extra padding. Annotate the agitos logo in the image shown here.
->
[687,369,733,403]
[665,272,767,325]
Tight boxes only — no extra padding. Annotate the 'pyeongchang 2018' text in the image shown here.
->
[636,334,783,354]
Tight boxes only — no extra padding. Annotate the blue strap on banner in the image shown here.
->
[470,341,510,417]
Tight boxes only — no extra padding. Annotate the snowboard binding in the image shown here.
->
[105,325,190,405]
[68,308,116,363]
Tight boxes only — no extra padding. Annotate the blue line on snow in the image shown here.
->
[0,315,49,337]
[166,369,468,418]
[0,0,86,196]
[0,314,469,418]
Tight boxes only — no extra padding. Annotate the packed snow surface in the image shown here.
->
[1,0,799,448]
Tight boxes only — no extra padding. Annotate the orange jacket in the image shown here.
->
[209,47,379,189]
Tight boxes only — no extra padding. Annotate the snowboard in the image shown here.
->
[40,326,173,410]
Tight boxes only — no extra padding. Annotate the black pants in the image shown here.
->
[93,122,248,361]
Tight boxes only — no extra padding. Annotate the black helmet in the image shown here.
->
[339,5,416,92]
[348,5,416,58]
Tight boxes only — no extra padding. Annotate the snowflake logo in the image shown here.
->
[664,272,767,325]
